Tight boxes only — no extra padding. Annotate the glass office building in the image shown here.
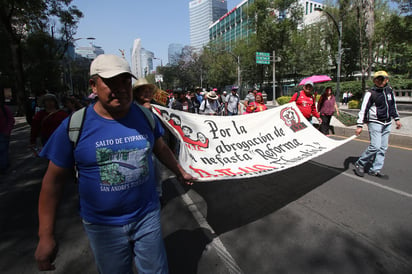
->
[209,0,323,51]
[168,43,183,65]
[209,0,254,51]
[189,0,228,52]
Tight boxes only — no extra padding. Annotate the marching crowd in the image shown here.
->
[166,86,268,116]
[0,54,402,273]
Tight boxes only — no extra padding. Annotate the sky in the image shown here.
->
[71,0,240,66]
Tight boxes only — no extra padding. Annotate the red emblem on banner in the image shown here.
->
[280,107,307,132]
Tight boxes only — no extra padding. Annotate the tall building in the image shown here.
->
[168,43,183,65]
[131,39,142,79]
[189,0,228,52]
[209,0,324,51]
[209,0,253,51]
[141,48,154,77]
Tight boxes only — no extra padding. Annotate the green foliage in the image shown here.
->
[335,111,358,126]
[338,81,364,100]
[0,0,83,111]
[276,96,292,105]
[348,99,361,109]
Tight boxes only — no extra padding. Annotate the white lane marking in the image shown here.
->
[345,172,412,198]
[310,161,412,199]
[173,181,243,274]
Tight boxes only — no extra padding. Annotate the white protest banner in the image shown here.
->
[153,103,356,182]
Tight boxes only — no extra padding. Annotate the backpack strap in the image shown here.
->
[68,107,87,148]
[135,103,155,131]
[294,91,300,102]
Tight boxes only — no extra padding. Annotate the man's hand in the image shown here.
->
[395,120,402,130]
[35,235,58,271]
[177,171,196,186]
[356,127,363,136]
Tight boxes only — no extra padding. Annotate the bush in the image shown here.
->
[348,99,361,109]
[335,111,358,126]
[277,96,292,105]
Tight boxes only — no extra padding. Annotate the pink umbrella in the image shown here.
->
[299,75,332,86]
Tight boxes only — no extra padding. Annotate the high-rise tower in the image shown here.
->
[131,39,142,79]
[189,0,227,52]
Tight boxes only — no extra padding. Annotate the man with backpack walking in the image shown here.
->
[354,71,402,178]
[34,54,194,274]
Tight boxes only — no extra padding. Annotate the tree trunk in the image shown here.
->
[358,6,366,94]
[10,40,26,115]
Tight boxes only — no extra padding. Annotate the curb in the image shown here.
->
[333,126,412,148]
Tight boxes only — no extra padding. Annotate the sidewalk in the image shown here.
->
[265,101,412,148]
[334,104,412,148]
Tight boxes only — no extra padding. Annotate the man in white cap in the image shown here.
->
[354,70,401,178]
[35,54,194,273]
[289,80,321,124]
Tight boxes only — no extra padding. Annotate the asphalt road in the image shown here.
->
[1,123,412,274]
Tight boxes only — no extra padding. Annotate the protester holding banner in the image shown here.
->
[189,90,201,114]
[225,86,241,116]
[35,54,194,273]
[171,89,194,113]
[354,71,402,178]
[199,91,221,115]
[245,92,267,114]
[289,81,321,124]
[317,87,339,135]
[243,89,257,108]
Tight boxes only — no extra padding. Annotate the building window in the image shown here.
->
[306,2,308,15]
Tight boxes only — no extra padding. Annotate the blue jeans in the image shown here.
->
[0,134,10,171]
[357,122,391,173]
[83,209,168,274]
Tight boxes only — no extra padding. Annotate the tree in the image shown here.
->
[0,0,82,113]
[247,0,303,97]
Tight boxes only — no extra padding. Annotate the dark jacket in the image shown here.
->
[357,85,400,127]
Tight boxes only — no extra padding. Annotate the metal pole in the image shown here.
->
[273,50,277,105]
[336,21,342,105]
[237,55,240,87]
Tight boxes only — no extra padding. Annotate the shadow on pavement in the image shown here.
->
[165,228,213,274]
[190,161,347,235]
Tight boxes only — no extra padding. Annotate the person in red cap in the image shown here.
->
[289,80,321,124]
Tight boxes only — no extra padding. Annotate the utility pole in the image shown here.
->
[273,50,277,106]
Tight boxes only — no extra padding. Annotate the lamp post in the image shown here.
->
[315,7,342,103]
[153,57,163,67]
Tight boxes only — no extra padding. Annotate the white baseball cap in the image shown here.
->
[90,54,136,79]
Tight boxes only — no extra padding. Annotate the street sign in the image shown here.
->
[155,74,163,82]
[256,52,271,64]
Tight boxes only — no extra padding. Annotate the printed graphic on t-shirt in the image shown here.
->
[96,137,151,191]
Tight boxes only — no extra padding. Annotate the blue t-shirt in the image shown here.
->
[40,104,164,225]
